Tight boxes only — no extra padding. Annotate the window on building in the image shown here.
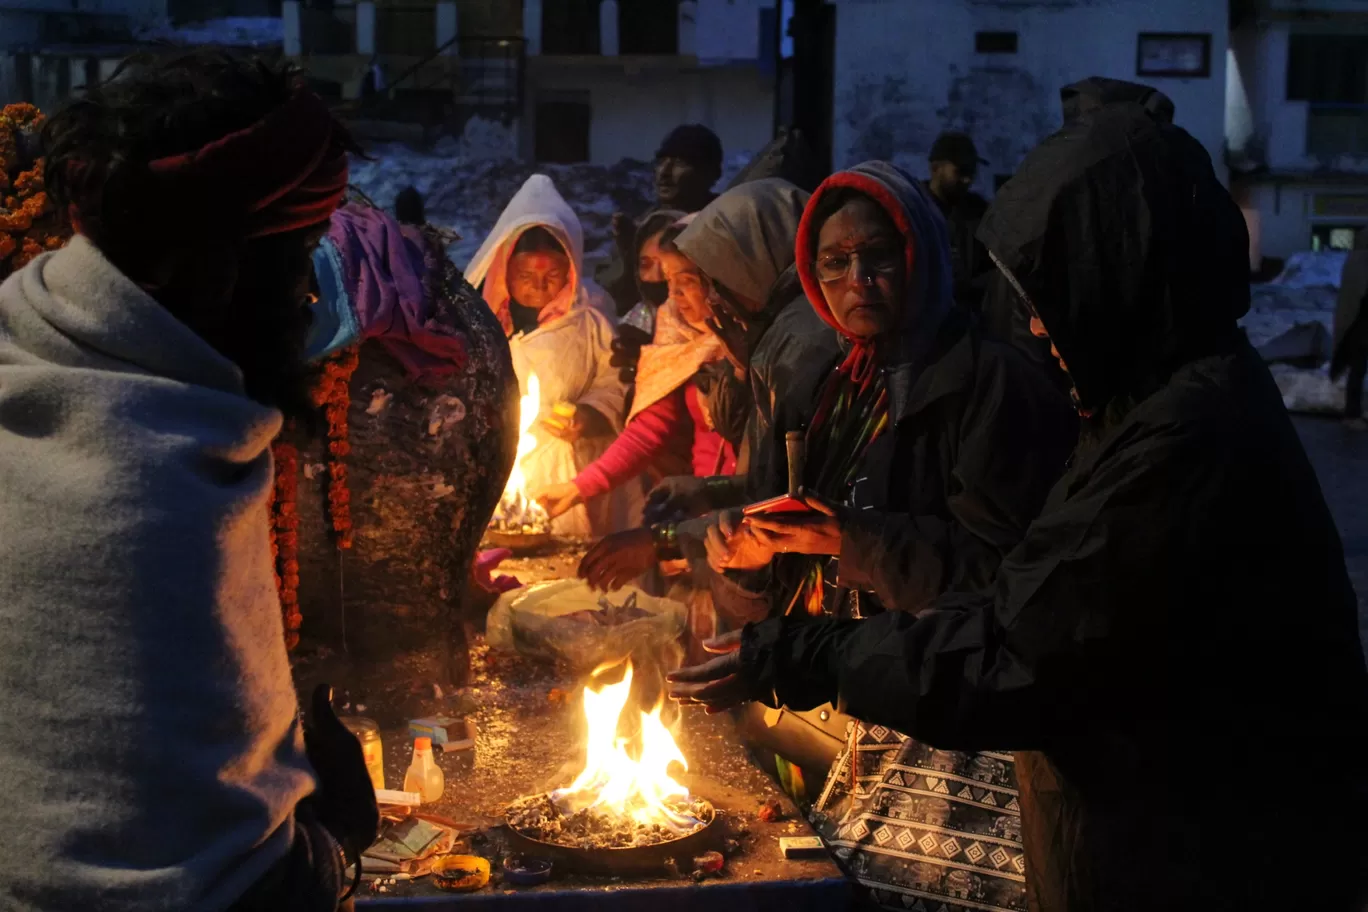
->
[1310,225,1363,251]
[620,0,680,55]
[535,97,592,164]
[1287,34,1368,158]
[1287,34,1368,103]
[975,31,1017,54]
[541,0,600,55]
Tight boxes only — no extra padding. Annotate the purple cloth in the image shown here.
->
[325,203,468,379]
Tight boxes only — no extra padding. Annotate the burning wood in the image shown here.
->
[489,372,550,535]
[507,661,713,850]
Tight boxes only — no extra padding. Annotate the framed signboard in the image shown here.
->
[1136,32,1211,78]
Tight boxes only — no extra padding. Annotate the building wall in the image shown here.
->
[524,61,773,165]
[1227,13,1368,261]
[829,0,1229,197]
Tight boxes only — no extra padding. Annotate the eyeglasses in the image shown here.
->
[814,244,901,284]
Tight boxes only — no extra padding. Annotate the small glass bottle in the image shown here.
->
[403,736,445,804]
[340,716,384,793]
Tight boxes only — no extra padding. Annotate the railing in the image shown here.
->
[1307,103,1368,160]
[344,34,525,125]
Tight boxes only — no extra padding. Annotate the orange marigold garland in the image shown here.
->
[312,346,360,550]
[0,104,69,281]
[270,441,303,650]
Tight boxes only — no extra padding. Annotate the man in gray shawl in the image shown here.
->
[0,52,375,910]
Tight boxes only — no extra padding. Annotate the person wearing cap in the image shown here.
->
[925,131,993,311]
[0,52,376,910]
[599,124,725,316]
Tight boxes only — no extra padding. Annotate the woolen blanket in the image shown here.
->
[0,236,316,910]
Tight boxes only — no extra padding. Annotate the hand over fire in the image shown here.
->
[667,630,749,713]
[579,527,657,591]
[704,509,772,573]
[535,482,582,519]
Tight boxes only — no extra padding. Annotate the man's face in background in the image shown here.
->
[929,160,975,205]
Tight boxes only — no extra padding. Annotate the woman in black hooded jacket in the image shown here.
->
[670,102,1368,911]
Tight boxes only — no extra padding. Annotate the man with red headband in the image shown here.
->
[0,53,373,911]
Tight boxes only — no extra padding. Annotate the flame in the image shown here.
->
[493,372,549,531]
[551,662,699,829]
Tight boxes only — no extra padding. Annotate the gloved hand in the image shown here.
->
[301,683,379,891]
[611,324,651,386]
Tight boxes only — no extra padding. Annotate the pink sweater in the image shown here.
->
[574,383,736,500]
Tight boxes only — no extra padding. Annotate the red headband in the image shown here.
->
[145,89,349,238]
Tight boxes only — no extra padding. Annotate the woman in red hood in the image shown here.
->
[683,161,1075,912]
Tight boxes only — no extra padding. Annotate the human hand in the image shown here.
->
[705,508,774,573]
[744,491,843,557]
[578,527,657,591]
[644,476,710,525]
[534,482,583,519]
[666,630,748,713]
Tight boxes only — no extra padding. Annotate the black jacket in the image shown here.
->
[925,182,992,310]
[741,103,1368,911]
[713,308,1075,626]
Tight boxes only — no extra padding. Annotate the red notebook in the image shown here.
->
[741,494,813,516]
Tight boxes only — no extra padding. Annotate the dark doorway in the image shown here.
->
[619,0,679,55]
[536,98,592,163]
[541,0,600,55]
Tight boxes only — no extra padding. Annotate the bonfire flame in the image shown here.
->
[492,372,550,533]
[551,661,700,830]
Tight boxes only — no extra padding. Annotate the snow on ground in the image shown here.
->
[1271,250,1349,291]
[349,136,752,268]
[1241,279,1346,415]
[137,17,284,47]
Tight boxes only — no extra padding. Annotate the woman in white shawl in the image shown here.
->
[466,174,643,537]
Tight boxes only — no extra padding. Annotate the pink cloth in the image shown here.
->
[573,384,735,501]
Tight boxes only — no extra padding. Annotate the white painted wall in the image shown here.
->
[695,0,769,62]
[528,63,773,165]
[829,0,1229,197]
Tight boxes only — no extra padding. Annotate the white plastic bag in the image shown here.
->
[486,580,685,671]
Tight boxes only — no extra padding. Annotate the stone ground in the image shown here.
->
[1293,415,1368,647]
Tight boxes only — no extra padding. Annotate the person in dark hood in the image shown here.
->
[599,125,724,314]
[925,131,992,310]
[981,77,1178,395]
[669,102,1368,912]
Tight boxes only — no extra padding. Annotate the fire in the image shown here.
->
[551,662,700,830]
[492,372,549,532]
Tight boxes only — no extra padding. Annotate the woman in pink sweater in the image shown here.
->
[536,237,737,519]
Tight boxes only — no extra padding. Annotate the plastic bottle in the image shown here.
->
[403,737,445,803]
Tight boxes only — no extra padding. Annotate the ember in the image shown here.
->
[507,661,713,850]
[489,372,550,535]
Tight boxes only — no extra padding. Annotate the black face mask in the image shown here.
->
[640,281,669,308]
